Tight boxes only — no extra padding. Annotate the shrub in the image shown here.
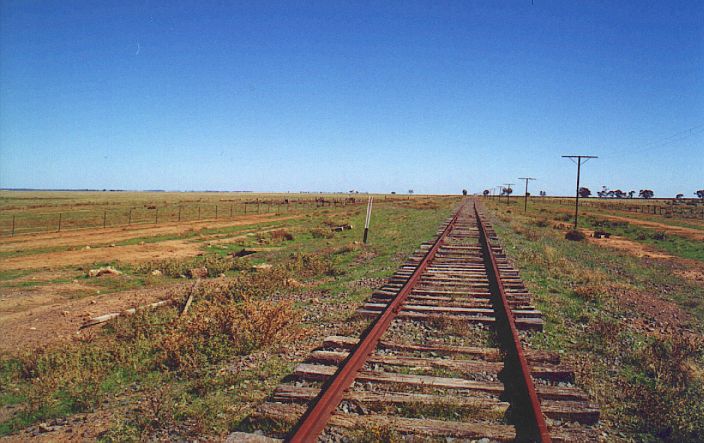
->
[256,229,294,243]
[565,230,586,241]
[335,242,362,254]
[135,258,191,277]
[628,334,704,440]
[157,298,299,373]
[287,253,340,277]
[135,256,250,278]
[310,227,334,239]
[651,231,667,241]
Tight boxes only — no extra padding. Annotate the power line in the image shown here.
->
[605,123,704,159]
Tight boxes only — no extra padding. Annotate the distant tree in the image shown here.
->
[483,189,490,197]
[628,190,635,198]
[578,187,591,198]
[639,189,654,199]
[676,193,684,199]
[597,186,608,198]
[607,190,615,198]
[408,189,414,195]
[391,191,396,195]
[614,189,626,199]
[462,189,468,196]
[502,187,513,196]
[696,190,704,199]
[539,191,546,196]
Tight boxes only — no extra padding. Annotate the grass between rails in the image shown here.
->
[484,200,704,442]
[0,197,458,439]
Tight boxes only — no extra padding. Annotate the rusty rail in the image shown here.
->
[286,203,465,442]
[474,203,551,442]
[281,200,562,442]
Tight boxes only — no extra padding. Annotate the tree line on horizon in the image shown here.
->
[479,187,704,200]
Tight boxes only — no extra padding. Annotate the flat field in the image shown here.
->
[0,191,458,439]
[0,193,702,441]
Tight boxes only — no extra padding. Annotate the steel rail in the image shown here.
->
[286,203,465,442]
[474,203,552,443]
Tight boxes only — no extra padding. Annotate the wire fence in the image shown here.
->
[0,194,443,237]
[547,198,704,220]
[0,197,362,237]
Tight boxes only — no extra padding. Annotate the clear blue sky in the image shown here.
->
[1,1,702,196]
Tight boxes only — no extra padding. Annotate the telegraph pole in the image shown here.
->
[562,155,597,229]
[503,183,515,205]
[518,177,536,212]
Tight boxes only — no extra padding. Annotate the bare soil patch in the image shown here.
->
[0,283,183,355]
[596,213,704,241]
[618,287,693,333]
[584,229,673,259]
[0,214,298,253]
[0,240,202,271]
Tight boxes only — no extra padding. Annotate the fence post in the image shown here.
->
[11,215,15,236]
[155,208,158,224]
[128,208,132,225]
[215,205,218,220]
[178,206,182,222]
[198,205,201,220]
[103,210,107,228]
[244,202,247,214]
[57,213,62,232]
[230,204,233,218]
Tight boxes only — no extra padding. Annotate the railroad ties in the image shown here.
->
[251,202,599,442]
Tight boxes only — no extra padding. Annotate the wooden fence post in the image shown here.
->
[215,205,218,220]
[11,215,15,236]
[103,210,107,228]
[155,208,159,224]
[128,208,132,225]
[57,213,62,232]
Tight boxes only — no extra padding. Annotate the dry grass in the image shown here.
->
[310,227,334,239]
[626,332,704,440]
[257,228,294,243]
[158,297,300,373]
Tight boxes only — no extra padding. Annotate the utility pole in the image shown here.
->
[503,183,515,205]
[518,177,536,212]
[562,155,597,229]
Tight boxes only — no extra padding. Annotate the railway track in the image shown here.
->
[248,201,599,442]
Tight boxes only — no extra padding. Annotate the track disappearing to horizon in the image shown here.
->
[251,200,599,442]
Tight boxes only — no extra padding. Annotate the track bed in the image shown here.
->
[245,201,599,442]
